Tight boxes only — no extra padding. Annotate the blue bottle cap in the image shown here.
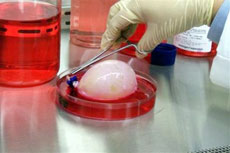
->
[151,43,177,66]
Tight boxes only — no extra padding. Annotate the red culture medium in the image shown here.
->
[0,2,60,86]
[57,70,157,120]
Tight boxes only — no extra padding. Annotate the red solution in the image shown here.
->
[0,2,60,86]
[57,72,157,120]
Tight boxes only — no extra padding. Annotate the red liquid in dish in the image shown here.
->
[0,2,60,86]
[57,72,157,120]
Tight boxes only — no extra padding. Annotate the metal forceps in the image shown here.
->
[70,43,143,75]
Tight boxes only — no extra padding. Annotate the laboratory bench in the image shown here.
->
[0,30,229,153]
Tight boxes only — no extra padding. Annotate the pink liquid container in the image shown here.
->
[174,25,217,57]
[0,0,61,87]
[70,0,117,48]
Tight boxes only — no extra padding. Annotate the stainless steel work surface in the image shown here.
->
[0,30,229,153]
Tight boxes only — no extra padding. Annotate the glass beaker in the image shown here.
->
[70,0,117,48]
[0,0,61,87]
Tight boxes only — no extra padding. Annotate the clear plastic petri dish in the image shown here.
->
[56,68,157,121]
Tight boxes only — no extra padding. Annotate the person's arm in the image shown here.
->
[208,0,230,43]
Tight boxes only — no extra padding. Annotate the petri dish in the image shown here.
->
[56,68,157,121]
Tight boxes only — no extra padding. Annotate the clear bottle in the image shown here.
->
[174,25,217,57]
[70,0,117,48]
[0,0,61,87]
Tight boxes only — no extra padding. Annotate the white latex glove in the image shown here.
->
[101,0,215,57]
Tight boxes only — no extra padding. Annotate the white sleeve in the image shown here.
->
[210,12,230,89]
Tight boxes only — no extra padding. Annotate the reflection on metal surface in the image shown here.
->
[170,55,230,152]
[192,145,230,153]
[0,79,59,153]
[56,103,187,153]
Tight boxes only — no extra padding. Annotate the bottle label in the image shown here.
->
[174,25,212,52]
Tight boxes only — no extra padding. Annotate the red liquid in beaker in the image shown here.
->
[0,2,60,86]
[57,72,157,120]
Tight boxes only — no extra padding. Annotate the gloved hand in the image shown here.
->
[101,0,215,57]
